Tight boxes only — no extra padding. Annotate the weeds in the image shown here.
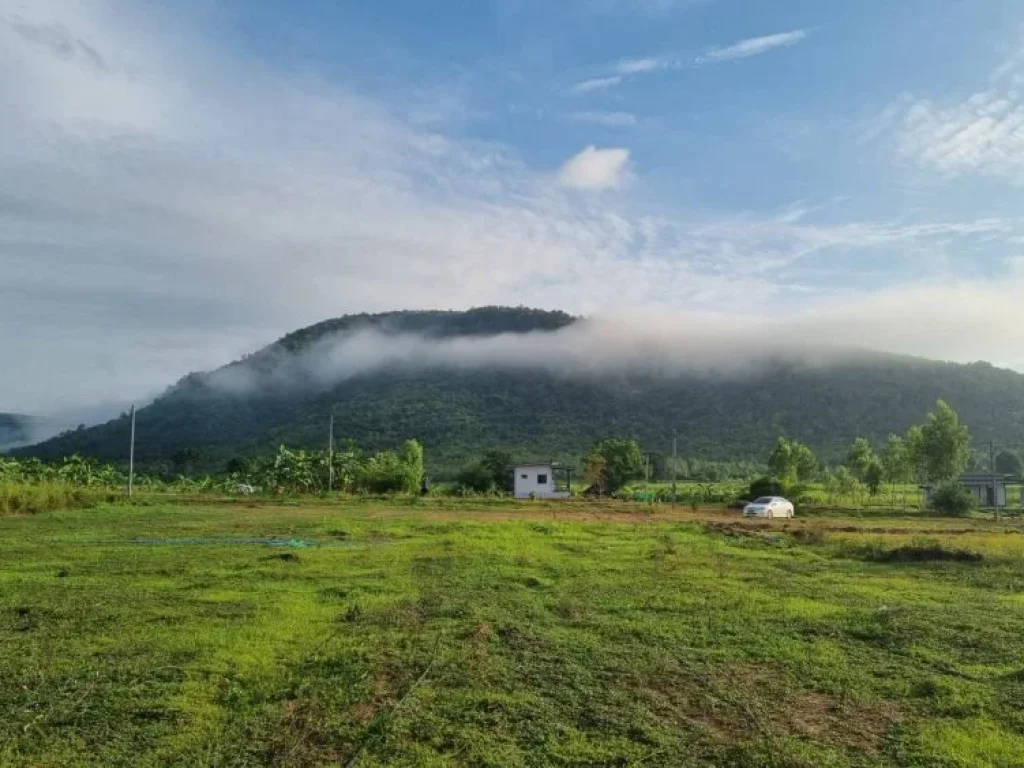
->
[1,501,1023,766]
[855,537,984,563]
[0,482,114,515]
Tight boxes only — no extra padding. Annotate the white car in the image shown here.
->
[743,496,794,519]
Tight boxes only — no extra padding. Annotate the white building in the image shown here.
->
[513,462,571,499]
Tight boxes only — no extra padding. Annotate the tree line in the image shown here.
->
[754,400,1013,513]
[1,441,425,496]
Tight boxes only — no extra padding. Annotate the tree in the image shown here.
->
[880,435,910,485]
[995,450,1023,477]
[583,453,607,491]
[912,400,971,483]
[864,459,884,496]
[456,449,513,494]
[585,439,644,493]
[847,437,877,481]
[400,440,425,492]
[825,466,863,504]
[767,437,819,485]
[479,450,514,493]
[455,463,498,493]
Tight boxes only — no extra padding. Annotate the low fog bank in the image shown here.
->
[200,289,1021,397]
[1,403,131,451]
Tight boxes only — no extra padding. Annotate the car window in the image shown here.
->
[752,497,772,504]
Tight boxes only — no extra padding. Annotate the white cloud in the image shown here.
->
[697,29,809,64]
[556,146,632,190]
[615,57,664,75]
[570,30,808,95]
[890,49,1024,181]
[568,75,624,94]
[565,111,638,127]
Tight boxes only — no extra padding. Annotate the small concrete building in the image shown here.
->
[926,474,1010,508]
[513,462,571,500]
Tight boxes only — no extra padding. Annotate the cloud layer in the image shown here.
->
[203,288,1024,397]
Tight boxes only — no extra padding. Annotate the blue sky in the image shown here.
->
[3,0,1024,415]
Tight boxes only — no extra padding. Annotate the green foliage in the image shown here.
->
[824,466,864,504]
[584,438,644,493]
[357,440,423,494]
[357,451,412,493]
[930,479,978,517]
[748,476,785,499]
[457,450,513,494]
[995,450,1023,477]
[767,437,818,485]
[846,437,877,480]
[880,434,911,484]
[864,459,884,496]
[911,400,971,483]
[0,482,114,515]
[455,463,497,494]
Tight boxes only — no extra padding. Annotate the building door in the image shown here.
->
[987,485,995,507]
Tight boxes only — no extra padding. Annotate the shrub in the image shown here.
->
[455,463,496,494]
[930,480,977,517]
[357,451,415,494]
[455,450,512,494]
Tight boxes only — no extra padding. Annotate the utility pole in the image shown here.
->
[990,441,998,522]
[128,405,135,498]
[643,452,650,497]
[671,429,678,506]
[328,412,335,493]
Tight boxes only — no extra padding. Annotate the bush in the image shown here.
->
[748,476,785,499]
[455,463,496,494]
[929,480,977,517]
[357,451,416,494]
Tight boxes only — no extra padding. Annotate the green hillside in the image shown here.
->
[18,307,1024,473]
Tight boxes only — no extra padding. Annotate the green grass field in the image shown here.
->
[3,499,1024,766]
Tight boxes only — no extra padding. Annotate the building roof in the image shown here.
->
[959,473,1013,483]
[514,461,560,468]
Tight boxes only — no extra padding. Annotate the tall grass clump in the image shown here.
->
[0,482,113,515]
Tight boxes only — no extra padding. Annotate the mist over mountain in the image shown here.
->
[0,414,35,452]
[18,307,1024,473]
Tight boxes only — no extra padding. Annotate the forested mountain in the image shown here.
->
[18,307,1024,474]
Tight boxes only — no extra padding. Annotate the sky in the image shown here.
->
[4,0,1024,417]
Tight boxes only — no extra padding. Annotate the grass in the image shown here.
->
[2,499,1024,766]
[0,482,120,515]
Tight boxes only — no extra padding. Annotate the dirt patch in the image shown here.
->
[631,662,902,756]
[268,552,301,562]
[192,499,1024,536]
[783,690,902,754]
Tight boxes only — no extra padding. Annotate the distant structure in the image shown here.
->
[925,473,1011,508]
[513,461,571,500]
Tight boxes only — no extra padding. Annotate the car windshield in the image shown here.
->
[752,497,773,504]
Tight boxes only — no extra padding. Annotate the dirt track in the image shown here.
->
[214,499,1024,535]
